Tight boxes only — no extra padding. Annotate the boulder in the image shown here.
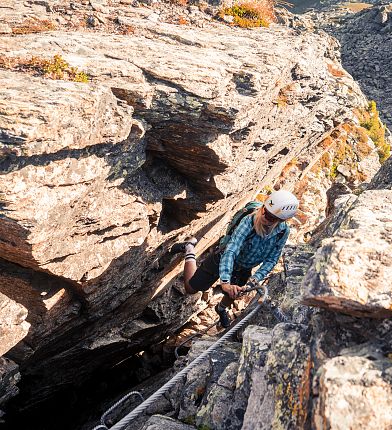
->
[242,323,311,430]
[195,361,238,430]
[140,414,196,430]
[303,190,392,317]
[178,339,241,423]
[313,354,392,430]
[227,326,271,430]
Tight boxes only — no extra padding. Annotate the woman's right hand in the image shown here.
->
[221,283,244,299]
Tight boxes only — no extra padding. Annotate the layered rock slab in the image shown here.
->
[302,189,392,317]
[0,7,370,310]
[0,358,20,410]
[0,291,30,356]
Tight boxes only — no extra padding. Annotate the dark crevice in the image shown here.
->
[99,228,143,244]
[278,147,289,156]
[42,253,77,264]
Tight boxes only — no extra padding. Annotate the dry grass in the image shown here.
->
[0,54,89,83]
[312,119,377,181]
[178,15,189,25]
[171,0,188,5]
[221,0,276,28]
[12,18,56,34]
[117,24,135,35]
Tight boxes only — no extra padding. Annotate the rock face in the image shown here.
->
[302,189,392,317]
[0,358,21,411]
[0,0,387,420]
[306,1,392,129]
[0,292,29,356]
[0,0,386,428]
[138,177,392,430]
[313,354,392,430]
[141,415,195,430]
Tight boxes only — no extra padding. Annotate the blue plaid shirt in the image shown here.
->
[219,214,289,283]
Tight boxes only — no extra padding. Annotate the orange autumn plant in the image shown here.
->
[12,18,55,34]
[221,0,277,28]
[0,54,89,83]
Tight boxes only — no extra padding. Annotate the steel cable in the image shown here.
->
[108,299,264,430]
[100,391,144,428]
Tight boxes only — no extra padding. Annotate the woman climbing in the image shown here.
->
[171,190,299,328]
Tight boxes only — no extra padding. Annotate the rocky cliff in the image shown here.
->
[303,1,392,130]
[0,0,390,428]
[128,171,392,430]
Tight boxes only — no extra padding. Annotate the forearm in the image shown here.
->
[253,258,278,283]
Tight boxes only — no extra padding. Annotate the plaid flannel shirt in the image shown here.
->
[219,214,289,283]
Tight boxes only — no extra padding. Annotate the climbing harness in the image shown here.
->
[92,281,289,430]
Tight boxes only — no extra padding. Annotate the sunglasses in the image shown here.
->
[263,207,280,223]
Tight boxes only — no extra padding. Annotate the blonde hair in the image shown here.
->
[253,206,280,237]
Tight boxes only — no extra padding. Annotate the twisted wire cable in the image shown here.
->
[109,302,263,430]
[100,391,144,428]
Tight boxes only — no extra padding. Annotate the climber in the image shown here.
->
[171,189,299,328]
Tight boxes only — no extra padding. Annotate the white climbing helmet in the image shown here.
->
[264,190,299,220]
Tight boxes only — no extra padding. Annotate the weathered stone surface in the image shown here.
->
[282,244,314,324]
[309,308,392,371]
[0,70,136,157]
[313,354,392,430]
[177,339,241,423]
[140,414,196,430]
[309,192,357,247]
[369,154,392,190]
[195,361,238,430]
[227,326,271,430]
[0,258,81,362]
[242,323,311,430]
[303,190,392,317]
[0,291,30,356]
[0,358,20,407]
[316,2,392,128]
[0,71,147,284]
